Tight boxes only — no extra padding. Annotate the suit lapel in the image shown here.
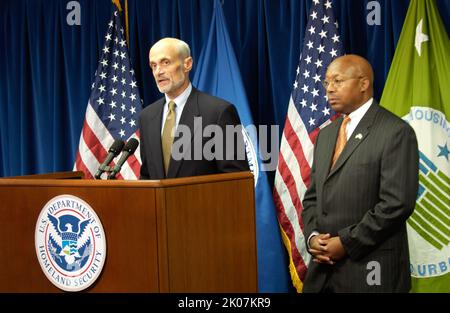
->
[327,102,380,179]
[167,88,201,178]
[320,118,341,181]
[148,98,165,179]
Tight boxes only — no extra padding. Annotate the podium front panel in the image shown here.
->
[0,181,159,292]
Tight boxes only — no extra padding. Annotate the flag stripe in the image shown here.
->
[408,217,444,250]
[421,197,450,226]
[415,203,450,238]
[283,115,312,188]
[410,211,448,247]
[285,98,314,168]
[277,144,306,225]
[77,130,101,177]
[82,109,108,163]
[425,192,450,216]
[78,118,126,179]
[74,151,94,179]
[273,187,308,280]
[276,154,308,254]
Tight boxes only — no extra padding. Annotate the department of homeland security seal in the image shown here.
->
[404,107,450,279]
[35,195,106,292]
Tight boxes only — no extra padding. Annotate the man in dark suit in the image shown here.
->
[302,55,419,292]
[139,38,249,179]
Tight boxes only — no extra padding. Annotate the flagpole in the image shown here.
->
[125,0,130,47]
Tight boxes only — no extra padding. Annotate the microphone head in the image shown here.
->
[123,138,139,154]
[106,138,140,180]
[109,139,125,155]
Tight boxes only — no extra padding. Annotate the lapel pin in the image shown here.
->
[355,133,363,140]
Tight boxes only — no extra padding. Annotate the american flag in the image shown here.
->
[273,0,343,292]
[74,9,142,179]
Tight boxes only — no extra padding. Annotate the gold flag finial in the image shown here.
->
[112,0,122,12]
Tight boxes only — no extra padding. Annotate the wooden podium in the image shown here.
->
[0,171,257,292]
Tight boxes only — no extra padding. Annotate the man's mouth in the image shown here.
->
[328,98,339,104]
[158,78,169,84]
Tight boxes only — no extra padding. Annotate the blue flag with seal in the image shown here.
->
[193,0,290,292]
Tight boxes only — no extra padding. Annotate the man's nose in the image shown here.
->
[155,65,164,75]
[326,83,336,93]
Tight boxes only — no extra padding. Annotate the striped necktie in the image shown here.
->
[331,115,351,168]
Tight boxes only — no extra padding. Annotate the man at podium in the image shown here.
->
[139,38,249,180]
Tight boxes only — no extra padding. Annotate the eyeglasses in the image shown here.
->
[322,76,362,89]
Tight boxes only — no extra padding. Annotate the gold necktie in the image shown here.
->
[162,101,176,175]
[331,115,351,168]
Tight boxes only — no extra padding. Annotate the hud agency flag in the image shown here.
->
[380,0,450,292]
[193,0,290,292]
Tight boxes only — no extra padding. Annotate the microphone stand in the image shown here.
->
[95,166,116,180]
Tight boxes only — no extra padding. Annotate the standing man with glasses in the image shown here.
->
[301,54,419,292]
[139,38,248,180]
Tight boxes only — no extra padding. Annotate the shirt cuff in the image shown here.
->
[307,231,319,250]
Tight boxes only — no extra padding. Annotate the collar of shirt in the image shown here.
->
[161,83,192,135]
[345,97,373,140]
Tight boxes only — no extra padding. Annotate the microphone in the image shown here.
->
[94,139,125,179]
[107,138,139,180]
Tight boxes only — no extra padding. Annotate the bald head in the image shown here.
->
[150,38,191,61]
[324,55,374,114]
[328,55,374,93]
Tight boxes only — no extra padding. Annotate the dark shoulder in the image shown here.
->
[319,117,339,136]
[140,97,164,119]
[194,89,235,114]
[375,105,415,133]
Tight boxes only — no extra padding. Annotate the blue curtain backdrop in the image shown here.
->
[1,0,449,178]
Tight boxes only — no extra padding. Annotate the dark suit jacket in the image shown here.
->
[302,101,419,292]
[139,87,249,179]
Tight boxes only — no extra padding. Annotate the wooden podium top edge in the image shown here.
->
[0,171,254,188]
[3,171,85,180]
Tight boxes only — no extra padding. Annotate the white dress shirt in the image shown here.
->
[344,97,373,140]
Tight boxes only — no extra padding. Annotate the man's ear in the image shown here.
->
[184,56,193,72]
[360,77,370,92]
